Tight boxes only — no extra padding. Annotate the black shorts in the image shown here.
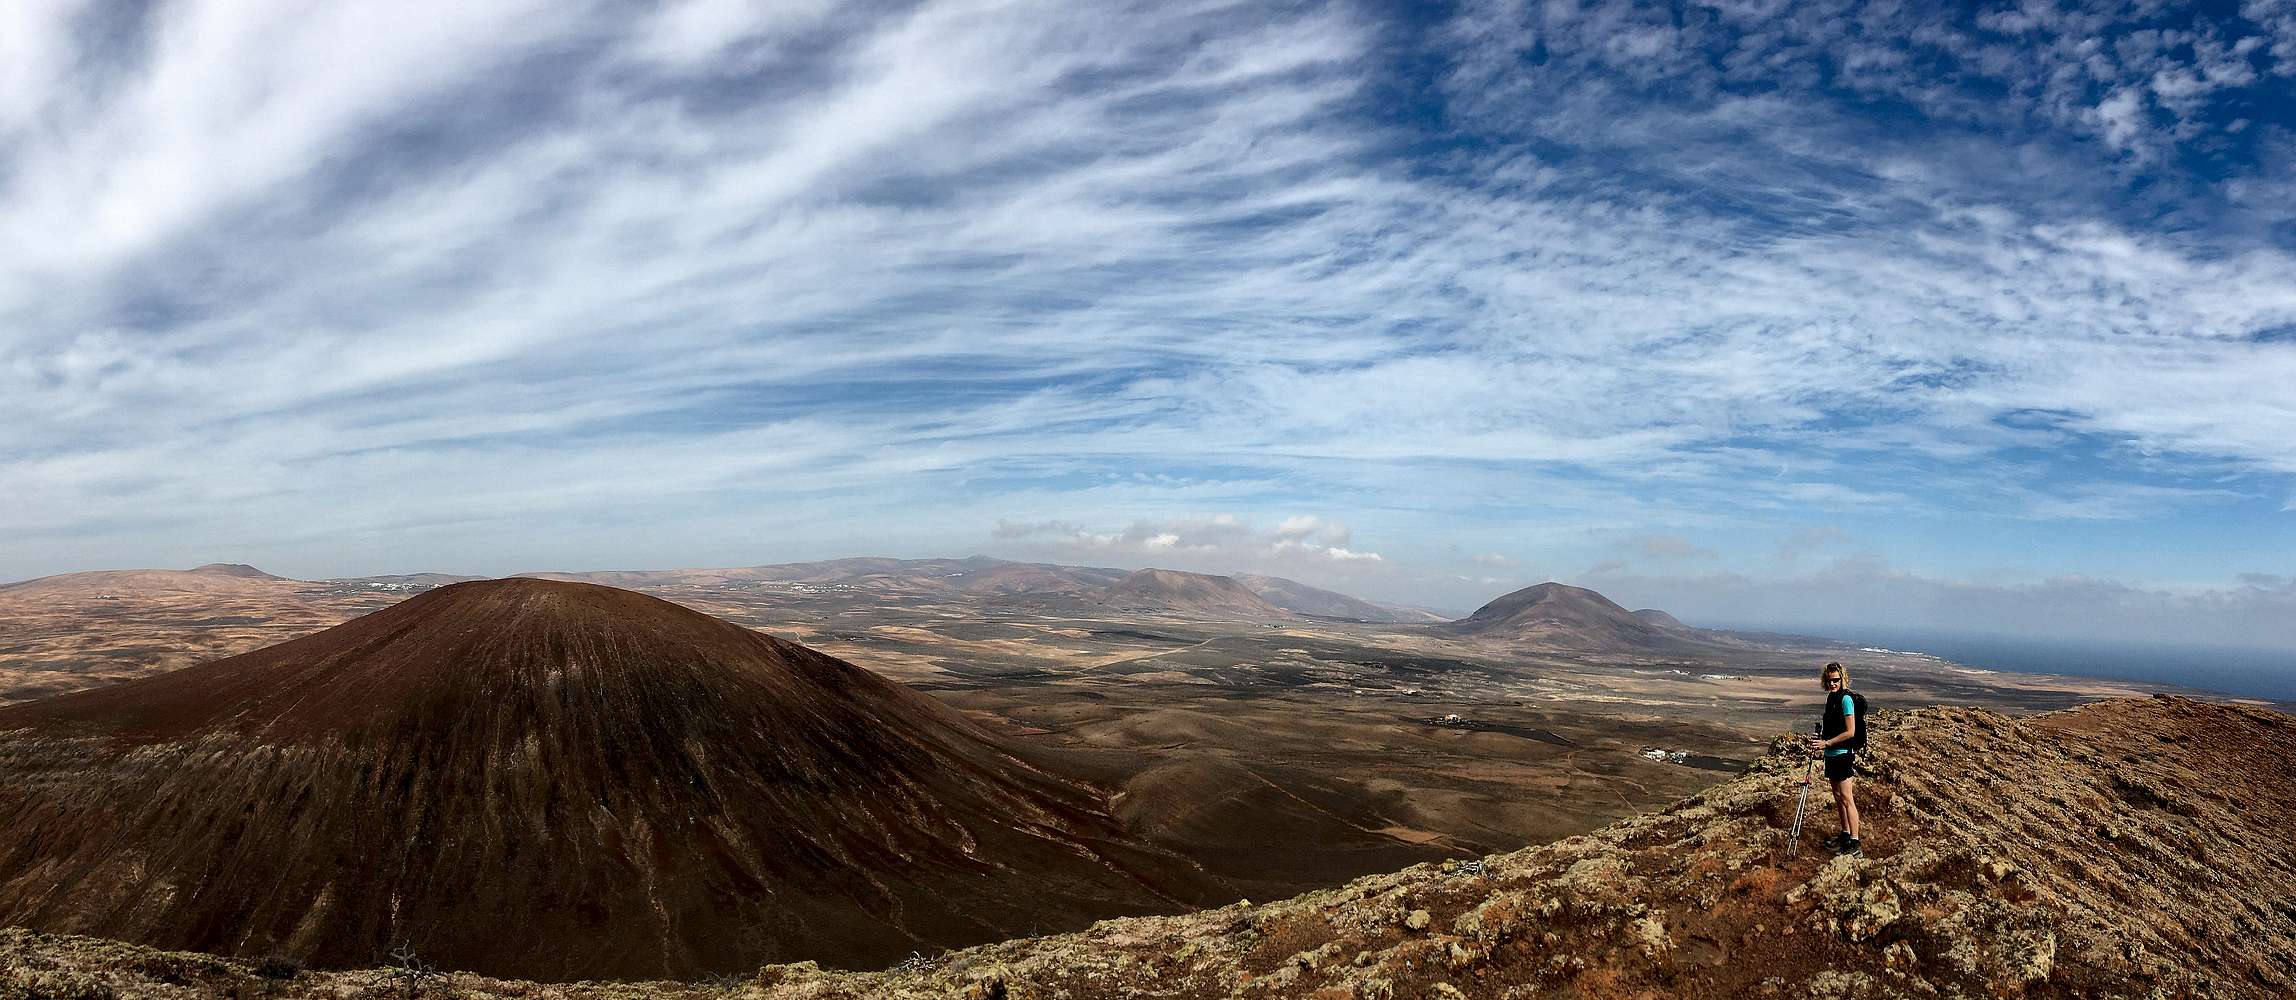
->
[1825,752,1857,782]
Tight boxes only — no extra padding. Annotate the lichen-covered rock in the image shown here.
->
[1881,940,1917,974]
[1627,915,1669,956]
[1803,969,1881,1000]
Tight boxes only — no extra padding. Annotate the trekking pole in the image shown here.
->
[1786,721,1820,857]
[1786,756,1816,856]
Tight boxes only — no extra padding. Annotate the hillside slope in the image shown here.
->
[6,696,2290,998]
[1093,569,1294,620]
[1629,608,1686,629]
[1232,574,1446,623]
[0,579,1221,981]
[0,564,304,601]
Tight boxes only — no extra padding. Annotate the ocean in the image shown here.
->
[1787,627,2296,705]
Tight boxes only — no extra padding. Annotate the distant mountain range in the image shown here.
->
[1,558,1688,638]
[518,556,1449,624]
[517,554,1128,598]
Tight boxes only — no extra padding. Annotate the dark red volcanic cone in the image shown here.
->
[0,579,1218,980]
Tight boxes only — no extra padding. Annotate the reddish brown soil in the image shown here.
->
[0,579,1225,981]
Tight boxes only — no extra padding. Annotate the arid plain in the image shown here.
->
[0,556,2170,934]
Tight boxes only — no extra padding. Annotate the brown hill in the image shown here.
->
[1630,607,1687,629]
[0,579,1221,980]
[15,696,2292,998]
[0,565,306,601]
[1231,574,1447,623]
[937,556,1131,596]
[1442,582,1695,648]
[1092,569,1295,621]
[187,563,287,580]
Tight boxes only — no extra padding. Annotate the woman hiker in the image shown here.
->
[1804,661,1862,855]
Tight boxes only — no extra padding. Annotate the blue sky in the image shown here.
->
[4,0,2295,649]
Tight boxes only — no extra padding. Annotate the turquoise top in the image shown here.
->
[1826,691,1854,757]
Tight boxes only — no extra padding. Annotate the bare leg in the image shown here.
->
[1834,777,1860,840]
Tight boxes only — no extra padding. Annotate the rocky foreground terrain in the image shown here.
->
[5,695,2291,999]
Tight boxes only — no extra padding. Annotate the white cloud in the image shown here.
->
[1634,534,1717,562]
[991,513,1383,569]
[629,0,836,69]
[0,0,578,279]
[0,0,2290,657]
[2094,88,2149,153]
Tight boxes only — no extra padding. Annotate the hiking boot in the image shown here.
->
[1822,832,1850,851]
[1834,836,1862,856]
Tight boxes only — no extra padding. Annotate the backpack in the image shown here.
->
[1834,690,1872,751]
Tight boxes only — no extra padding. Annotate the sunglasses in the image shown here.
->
[1822,677,1843,685]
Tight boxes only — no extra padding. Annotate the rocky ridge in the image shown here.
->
[4,695,2291,999]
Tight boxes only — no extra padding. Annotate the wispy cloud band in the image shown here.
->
[1,1,2292,646]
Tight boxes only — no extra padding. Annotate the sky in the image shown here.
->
[3,1,2295,651]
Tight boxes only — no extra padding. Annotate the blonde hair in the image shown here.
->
[1822,661,1849,685]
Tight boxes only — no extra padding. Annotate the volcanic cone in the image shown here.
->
[1442,581,1685,648]
[0,579,1217,979]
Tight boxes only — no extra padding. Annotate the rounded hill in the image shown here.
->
[0,564,303,601]
[0,578,1219,979]
[1630,607,1686,629]
[1442,581,1690,648]
[188,563,287,580]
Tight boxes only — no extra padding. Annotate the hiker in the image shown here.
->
[1804,661,1861,855]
